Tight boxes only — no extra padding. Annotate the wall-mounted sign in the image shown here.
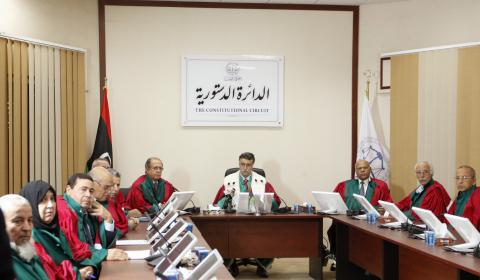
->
[181,55,284,127]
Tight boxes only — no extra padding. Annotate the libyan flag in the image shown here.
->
[86,86,113,170]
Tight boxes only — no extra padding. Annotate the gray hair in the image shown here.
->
[108,168,121,178]
[414,161,434,175]
[0,194,31,214]
[457,165,476,178]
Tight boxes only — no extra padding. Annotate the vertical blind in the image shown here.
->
[0,38,86,195]
[390,45,480,199]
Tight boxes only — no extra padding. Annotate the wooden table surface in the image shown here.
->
[331,214,480,280]
[100,217,234,280]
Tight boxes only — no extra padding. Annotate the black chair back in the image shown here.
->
[224,167,266,178]
[119,187,130,198]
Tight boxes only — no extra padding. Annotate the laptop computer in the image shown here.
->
[183,249,223,280]
[353,193,380,219]
[412,207,455,239]
[312,191,348,214]
[378,200,411,228]
[444,213,480,251]
[153,231,197,277]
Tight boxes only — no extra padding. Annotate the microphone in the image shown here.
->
[474,242,480,258]
[274,197,291,214]
[184,199,200,214]
[145,222,173,266]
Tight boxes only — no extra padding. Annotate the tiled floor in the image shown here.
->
[234,258,336,280]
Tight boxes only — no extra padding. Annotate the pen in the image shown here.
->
[86,274,97,279]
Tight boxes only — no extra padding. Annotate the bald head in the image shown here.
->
[92,158,110,169]
[89,167,114,202]
[355,160,371,180]
[0,194,32,245]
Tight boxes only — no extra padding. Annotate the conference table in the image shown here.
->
[332,215,480,280]
[190,212,325,279]
[100,217,234,280]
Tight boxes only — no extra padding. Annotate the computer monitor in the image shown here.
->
[444,214,480,249]
[166,191,196,211]
[151,219,188,253]
[147,211,178,243]
[154,231,197,276]
[412,207,455,239]
[311,191,348,214]
[353,194,380,217]
[185,249,223,280]
[378,200,411,227]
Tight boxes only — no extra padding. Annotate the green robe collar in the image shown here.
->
[63,194,111,251]
[345,179,377,211]
[11,248,49,280]
[141,177,166,213]
[404,179,434,219]
[239,175,252,192]
[455,185,477,216]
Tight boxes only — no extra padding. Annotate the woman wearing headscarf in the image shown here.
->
[20,180,95,280]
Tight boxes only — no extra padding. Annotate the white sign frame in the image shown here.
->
[181,55,284,127]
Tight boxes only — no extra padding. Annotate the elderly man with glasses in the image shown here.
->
[396,161,451,221]
[126,157,177,214]
[447,165,480,230]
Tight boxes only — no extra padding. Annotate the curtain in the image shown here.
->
[0,37,86,195]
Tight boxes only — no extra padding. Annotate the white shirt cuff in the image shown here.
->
[104,221,115,232]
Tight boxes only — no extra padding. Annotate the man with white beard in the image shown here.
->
[0,194,49,280]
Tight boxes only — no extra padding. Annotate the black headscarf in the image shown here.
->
[19,180,58,231]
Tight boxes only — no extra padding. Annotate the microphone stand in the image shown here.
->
[145,222,173,267]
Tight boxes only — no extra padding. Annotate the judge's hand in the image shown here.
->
[127,209,142,218]
[79,266,94,280]
[128,218,139,231]
[90,201,113,223]
[107,248,129,261]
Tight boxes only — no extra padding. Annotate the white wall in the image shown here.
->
[359,0,480,150]
[0,0,100,155]
[105,6,354,207]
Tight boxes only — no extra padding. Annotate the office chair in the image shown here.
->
[119,187,130,198]
[224,167,268,276]
[224,167,266,178]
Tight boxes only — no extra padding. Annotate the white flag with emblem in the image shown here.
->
[356,94,389,183]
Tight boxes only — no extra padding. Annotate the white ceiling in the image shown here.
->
[161,0,406,5]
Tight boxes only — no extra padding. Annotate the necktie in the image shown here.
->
[243,178,249,192]
[153,181,159,196]
[82,212,94,246]
[360,181,366,196]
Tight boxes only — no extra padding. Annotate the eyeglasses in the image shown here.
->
[150,166,164,171]
[415,170,431,175]
[455,176,474,181]
[95,180,113,191]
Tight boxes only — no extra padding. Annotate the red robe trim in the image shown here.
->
[396,180,451,220]
[34,242,77,280]
[333,178,393,207]
[448,187,480,230]
[55,195,92,261]
[109,192,128,235]
[213,182,281,206]
[125,175,176,213]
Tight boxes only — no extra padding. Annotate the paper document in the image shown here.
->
[116,239,149,246]
[126,250,151,260]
